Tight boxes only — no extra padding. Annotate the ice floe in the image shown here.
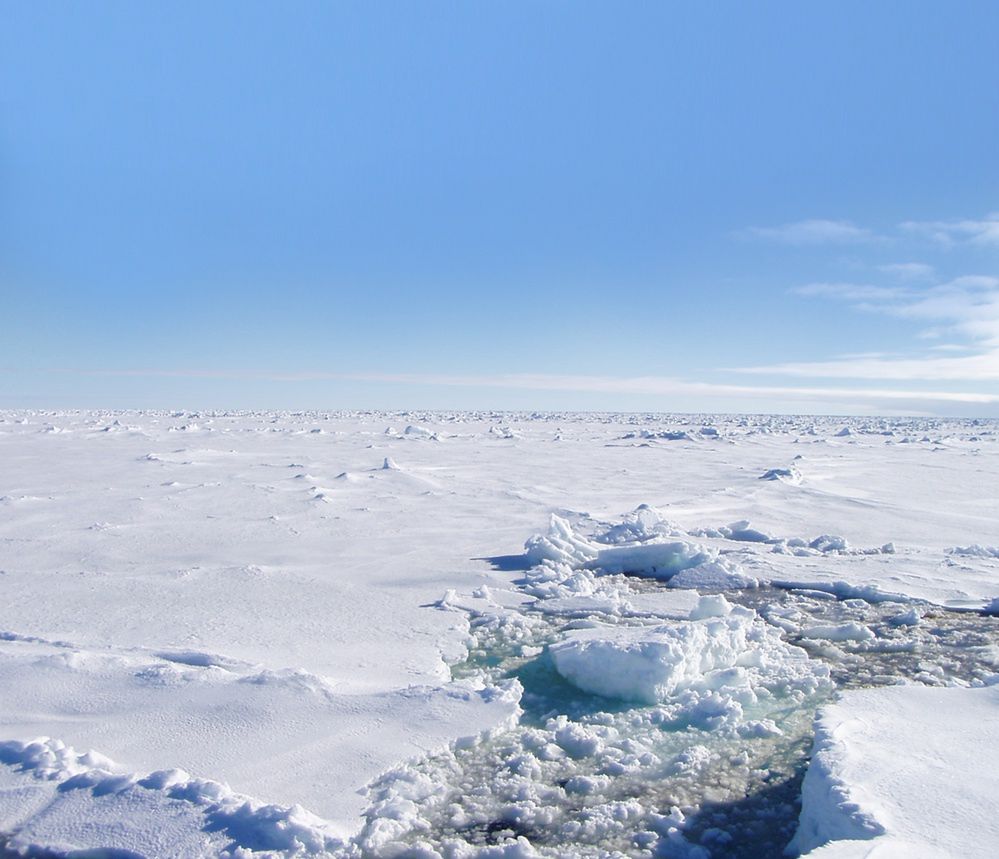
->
[550,596,831,708]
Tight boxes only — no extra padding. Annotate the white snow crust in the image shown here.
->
[791,684,999,858]
[1,410,997,855]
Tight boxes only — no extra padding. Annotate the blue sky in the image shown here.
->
[2,2,998,415]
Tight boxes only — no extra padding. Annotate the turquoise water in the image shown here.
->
[357,582,999,858]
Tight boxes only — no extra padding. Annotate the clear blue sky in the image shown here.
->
[3,2,998,415]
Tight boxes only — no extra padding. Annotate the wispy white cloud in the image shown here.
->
[929,343,973,353]
[26,367,999,406]
[795,276,999,343]
[739,275,999,381]
[743,212,999,250]
[899,214,999,248]
[742,219,877,245]
[731,210,999,387]
[877,262,935,281]
[791,282,906,302]
[833,351,901,361]
[735,350,999,382]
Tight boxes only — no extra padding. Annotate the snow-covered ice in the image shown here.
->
[791,684,999,858]
[1,410,998,856]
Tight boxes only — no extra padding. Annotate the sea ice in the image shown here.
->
[550,596,830,708]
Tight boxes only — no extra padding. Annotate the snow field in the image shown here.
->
[1,411,998,856]
[790,684,999,858]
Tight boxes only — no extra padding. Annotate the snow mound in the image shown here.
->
[759,466,802,484]
[403,425,439,441]
[691,520,776,543]
[549,597,830,708]
[488,425,518,439]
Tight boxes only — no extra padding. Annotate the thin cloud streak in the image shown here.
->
[744,212,999,249]
[27,366,999,405]
[735,350,999,382]
[748,274,999,382]
[899,214,999,248]
[791,282,907,302]
[877,262,935,281]
[741,219,877,244]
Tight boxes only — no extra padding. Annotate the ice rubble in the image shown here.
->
[524,513,715,579]
[354,597,827,858]
[410,504,999,857]
[351,519,841,857]
[524,509,906,604]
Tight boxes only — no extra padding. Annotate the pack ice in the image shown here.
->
[1,410,998,857]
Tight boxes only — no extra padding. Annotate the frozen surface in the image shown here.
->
[791,684,999,858]
[1,410,998,855]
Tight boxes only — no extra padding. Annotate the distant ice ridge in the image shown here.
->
[947,544,999,559]
[619,426,725,442]
[550,594,832,712]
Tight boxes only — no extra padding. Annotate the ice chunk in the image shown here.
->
[549,609,829,706]
[800,622,875,643]
[809,535,849,553]
[586,541,716,578]
[888,607,921,627]
[722,520,774,543]
[668,560,759,590]
[688,594,733,620]
[595,505,684,545]
[403,425,439,440]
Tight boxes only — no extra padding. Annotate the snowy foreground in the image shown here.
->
[1,410,997,858]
